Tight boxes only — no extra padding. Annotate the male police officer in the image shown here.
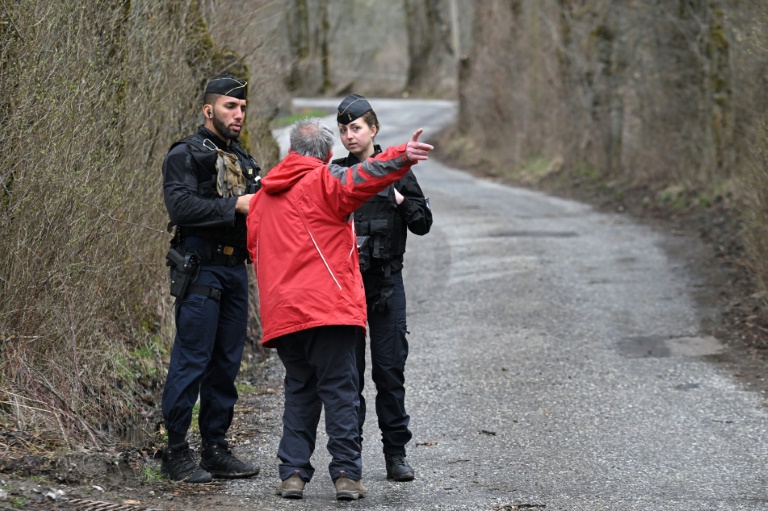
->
[160,74,260,483]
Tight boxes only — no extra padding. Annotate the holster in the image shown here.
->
[166,247,200,299]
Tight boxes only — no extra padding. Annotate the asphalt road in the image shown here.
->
[216,99,768,510]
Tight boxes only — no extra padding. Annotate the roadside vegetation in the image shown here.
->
[271,109,332,128]
[0,0,284,454]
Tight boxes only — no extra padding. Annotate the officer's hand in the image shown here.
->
[236,194,255,214]
[394,188,404,205]
[406,128,434,162]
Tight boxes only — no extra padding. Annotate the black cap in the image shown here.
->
[337,94,373,124]
[204,73,247,99]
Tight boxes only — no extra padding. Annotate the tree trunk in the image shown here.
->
[404,0,454,95]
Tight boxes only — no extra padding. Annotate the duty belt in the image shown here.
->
[209,243,248,267]
[178,242,248,267]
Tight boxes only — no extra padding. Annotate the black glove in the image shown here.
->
[371,277,394,313]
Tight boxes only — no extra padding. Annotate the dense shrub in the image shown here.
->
[0,0,278,448]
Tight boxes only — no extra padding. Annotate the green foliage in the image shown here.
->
[142,465,165,484]
[10,496,27,508]
[189,403,201,435]
[522,155,554,175]
[513,155,565,184]
[236,382,258,396]
[574,165,601,181]
[272,109,333,128]
[657,185,688,210]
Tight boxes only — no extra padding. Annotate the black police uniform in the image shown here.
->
[332,146,432,457]
[161,125,261,450]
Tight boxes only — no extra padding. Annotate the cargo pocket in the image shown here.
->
[174,293,217,350]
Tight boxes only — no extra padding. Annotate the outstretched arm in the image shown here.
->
[322,128,436,219]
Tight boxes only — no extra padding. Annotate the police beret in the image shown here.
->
[205,74,247,99]
[337,94,373,124]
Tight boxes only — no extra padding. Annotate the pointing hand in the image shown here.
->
[406,128,434,162]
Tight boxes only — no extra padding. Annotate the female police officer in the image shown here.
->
[333,94,433,481]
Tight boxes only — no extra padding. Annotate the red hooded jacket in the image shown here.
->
[247,144,415,347]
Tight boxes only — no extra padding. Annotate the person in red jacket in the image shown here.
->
[246,118,433,500]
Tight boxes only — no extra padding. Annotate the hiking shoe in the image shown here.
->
[275,472,305,499]
[385,454,414,481]
[200,443,260,479]
[335,472,367,500]
[161,443,212,483]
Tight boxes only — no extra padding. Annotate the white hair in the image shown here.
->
[290,118,335,159]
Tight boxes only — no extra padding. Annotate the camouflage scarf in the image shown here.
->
[215,148,247,197]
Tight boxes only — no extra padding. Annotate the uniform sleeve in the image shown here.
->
[162,145,238,228]
[395,170,432,235]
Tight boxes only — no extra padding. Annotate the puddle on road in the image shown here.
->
[118,421,159,448]
[674,382,701,391]
[489,229,578,238]
[617,335,723,358]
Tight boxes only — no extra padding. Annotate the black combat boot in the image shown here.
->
[385,453,414,481]
[161,442,212,483]
[200,442,260,479]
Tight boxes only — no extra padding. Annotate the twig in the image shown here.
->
[61,275,81,400]
[34,373,99,445]
[0,400,56,415]
[51,406,71,450]
[89,202,168,235]
[2,392,63,452]
[0,0,23,42]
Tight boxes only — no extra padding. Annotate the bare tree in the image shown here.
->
[403,0,456,95]
[284,0,331,95]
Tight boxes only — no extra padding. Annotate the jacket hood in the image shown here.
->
[261,151,324,195]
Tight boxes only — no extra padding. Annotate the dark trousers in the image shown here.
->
[161,263,248,447]
[276,325,362,483]
[356,270,412,455]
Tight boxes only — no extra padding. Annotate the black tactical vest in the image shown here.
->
[354,185,408,273]
[333,147,407,274]
[171,134,260,249]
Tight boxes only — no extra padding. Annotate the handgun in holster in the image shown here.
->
[166,247,200,299]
